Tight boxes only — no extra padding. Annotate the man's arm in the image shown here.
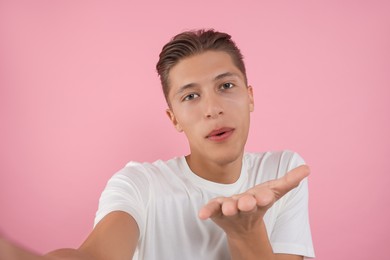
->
[199,165,310,260]
[0,211,139,260]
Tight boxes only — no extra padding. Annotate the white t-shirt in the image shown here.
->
[94,150,315,259]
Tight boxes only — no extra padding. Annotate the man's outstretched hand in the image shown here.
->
[198,165,310,237]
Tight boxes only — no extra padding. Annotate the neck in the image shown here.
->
[185,152,244,184]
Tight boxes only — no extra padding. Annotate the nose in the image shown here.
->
[204,94,224,119]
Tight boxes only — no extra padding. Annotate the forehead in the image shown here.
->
[168,51,245,91]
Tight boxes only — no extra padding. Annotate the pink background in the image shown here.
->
[1,1,389,259]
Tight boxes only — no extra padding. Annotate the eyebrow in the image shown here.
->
[174,83,198,97]
[214,72,241,81]
[174,72,241,97]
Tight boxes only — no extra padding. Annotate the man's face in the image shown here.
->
[166,51,254,165]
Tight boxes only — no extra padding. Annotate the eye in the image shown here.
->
[220,82,234,90]
[183,93,200,101]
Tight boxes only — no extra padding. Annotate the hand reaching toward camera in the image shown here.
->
[198,165,310,260]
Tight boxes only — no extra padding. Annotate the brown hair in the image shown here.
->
[156,29,247,104]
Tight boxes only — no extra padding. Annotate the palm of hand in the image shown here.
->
[198,165,310,237]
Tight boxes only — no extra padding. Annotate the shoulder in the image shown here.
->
[109,157,184,185]
[245,149,305,165]
[244,150,306,180]
[94,157,184,230]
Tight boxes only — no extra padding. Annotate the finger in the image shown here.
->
[236,194,257,212]
[252,188,275,208]
[221,197,239,216]
[269,165,310,198]
[198,199,223,220]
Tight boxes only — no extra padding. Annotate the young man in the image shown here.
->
[0,29,315,259]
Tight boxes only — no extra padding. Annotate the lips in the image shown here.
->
[206,127,235,141]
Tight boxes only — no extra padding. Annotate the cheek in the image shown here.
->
[226,96,250,112]
[174,108,199,131]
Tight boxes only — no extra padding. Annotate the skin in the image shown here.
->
[167,51,307,260]
[167,51,254,184]
[0,50,308,260]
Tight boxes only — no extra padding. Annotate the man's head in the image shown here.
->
[156,29,247,105]
[156,29,254,175]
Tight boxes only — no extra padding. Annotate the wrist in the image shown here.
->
[226,221,275,260]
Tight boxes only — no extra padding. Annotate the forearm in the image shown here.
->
[45,248,94,260]
[227,220,275,260]
[0,236,42,260]
[0,237,92,260]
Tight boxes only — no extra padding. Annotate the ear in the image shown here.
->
[166,108,183,132]
[247,85,254,112]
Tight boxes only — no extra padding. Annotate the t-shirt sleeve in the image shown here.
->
[270,151,315,258]
[93,162,150,237]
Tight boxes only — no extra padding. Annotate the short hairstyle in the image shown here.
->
[156,29,247,104]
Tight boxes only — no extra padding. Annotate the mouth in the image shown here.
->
[206,127,235,142]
